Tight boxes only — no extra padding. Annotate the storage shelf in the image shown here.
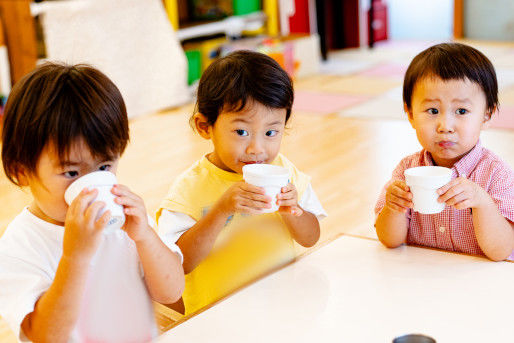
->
[177,12,266,41]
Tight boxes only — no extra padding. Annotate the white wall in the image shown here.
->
[464,0,514,40]
[386,0,453,40]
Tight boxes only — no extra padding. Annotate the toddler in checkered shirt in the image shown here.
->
[375,43,514,261]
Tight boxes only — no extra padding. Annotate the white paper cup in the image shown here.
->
[64,171,125,232]
[242,164,290,213]
[404,166,452,214]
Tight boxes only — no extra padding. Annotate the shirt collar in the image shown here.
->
[421,140,483,177]
[453,140,483,176]
[200,155,243,182]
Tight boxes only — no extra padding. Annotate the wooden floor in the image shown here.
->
[1,42,514,341]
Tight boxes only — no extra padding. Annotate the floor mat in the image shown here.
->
[293,90,371,114]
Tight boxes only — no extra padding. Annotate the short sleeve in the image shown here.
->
[149,213,185,263]
[488,166,514,223]
[298,184,327,221]
[374,158,412,219]
[0,252,52,341]
[157,210,196,261]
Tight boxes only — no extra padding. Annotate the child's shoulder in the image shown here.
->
[396,150,427,169]
[274,153,307,175]
[474,146,514,178]
[274,153,311,193]
[3,208,61,240]
[170,157,213,187]
[0,208,62,263]
[3,208,40,237]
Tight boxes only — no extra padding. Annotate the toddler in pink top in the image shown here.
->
[375,43,514,261]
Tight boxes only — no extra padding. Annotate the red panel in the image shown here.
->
[370,2,388,42]
[289,0,310,34]
[342,0,360,48]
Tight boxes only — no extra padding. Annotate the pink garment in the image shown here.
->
[375,141,514,259]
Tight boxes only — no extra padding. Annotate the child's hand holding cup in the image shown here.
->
[243,164,289,213]
[404,166,452,214]
[64,171,125,233]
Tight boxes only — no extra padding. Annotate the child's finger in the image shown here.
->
[391,185,412,200]
[239,197,271,210]
[111,184,131,195]
[393,180,410,192]
[438,185,465,203]
[95,210,111,231]
[437,178,460,195]
[277,198,297,207]
[281,183,294,193]
[72,188,98,214]
[453,199,471,210]
[124,206,145,218]
[114,195,143,209]
[387,192,412,208]
[240,192,271,204]
[84,201,106,226]
[112,185,143,203]
[236,204,265,215]
[240,183,266,194]
[445,192,468,207]
[277,191,295,200]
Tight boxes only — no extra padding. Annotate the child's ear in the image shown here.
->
[404,103,415,127]
[482,107,494,129]
[193,113,212,139]
[16,166,30,187]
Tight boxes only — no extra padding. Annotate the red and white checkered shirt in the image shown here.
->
[375,141,514,259]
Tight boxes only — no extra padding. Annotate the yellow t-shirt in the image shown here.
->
[157,154,310,315]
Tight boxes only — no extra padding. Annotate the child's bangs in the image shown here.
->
[52,84,128,166]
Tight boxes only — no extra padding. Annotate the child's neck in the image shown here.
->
[28,202,64,226]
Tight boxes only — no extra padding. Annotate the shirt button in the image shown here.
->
[439,226,446,233]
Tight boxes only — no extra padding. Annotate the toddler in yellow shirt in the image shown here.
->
[158,51,327,315]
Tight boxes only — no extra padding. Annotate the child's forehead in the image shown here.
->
[221,101,286,123]
[44,138,117,166]
[414,75,480,93]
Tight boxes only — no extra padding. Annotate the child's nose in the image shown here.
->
[246,138,265,155]
[436,113,455,133]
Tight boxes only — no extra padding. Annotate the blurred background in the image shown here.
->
[4,0,514,119]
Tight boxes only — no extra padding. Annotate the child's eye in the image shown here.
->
[99,164,112,171]
[427,108,439,115]
[266,130,278,137]
[63,171,79,179]
[456,108,468,115]
[235,129,249,136]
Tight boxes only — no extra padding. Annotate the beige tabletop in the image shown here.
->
[158,235,514,343]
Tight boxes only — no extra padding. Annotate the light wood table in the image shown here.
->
[158,235,513,343]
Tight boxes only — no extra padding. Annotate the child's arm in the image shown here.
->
[437,177,514,261]
[112,185,185,304]
[375,180,411,248]
[22,189,110,342]
[176,182,271,274]
[277,183,320,247]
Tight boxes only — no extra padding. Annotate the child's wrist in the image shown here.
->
[131,224,155,244]
[384,202,408,214]
[473,189,495,210]
[61,251,94,268]
[213,200,234,219]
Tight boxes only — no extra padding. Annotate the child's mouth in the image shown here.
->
[438,141,456,148]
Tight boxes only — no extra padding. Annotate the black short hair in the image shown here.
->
[194,50,294,126]
[403,42,498,113]
[1,62,129,185]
